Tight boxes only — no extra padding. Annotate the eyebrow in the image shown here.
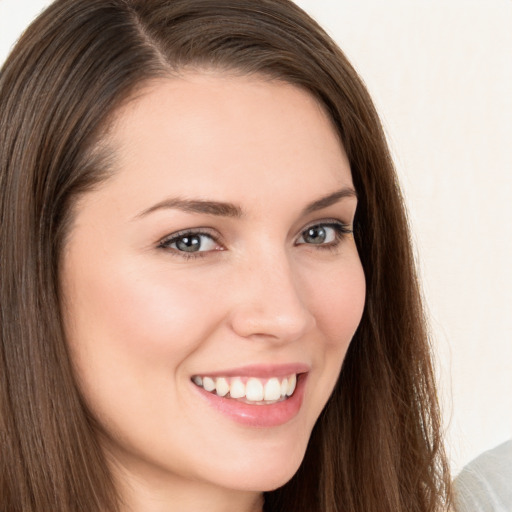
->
[135,197,243,219]
[301,187,357,215]
[135,186,357,220]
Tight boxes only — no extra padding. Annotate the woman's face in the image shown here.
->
[61,73,365,504]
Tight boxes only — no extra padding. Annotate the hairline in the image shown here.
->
[60,66,348,249]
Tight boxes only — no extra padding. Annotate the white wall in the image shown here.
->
[1,0,511,476]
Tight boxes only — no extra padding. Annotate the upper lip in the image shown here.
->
[192,363,310,378]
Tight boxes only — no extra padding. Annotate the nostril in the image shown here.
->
[228,301,315,342]
[228,259,316,341]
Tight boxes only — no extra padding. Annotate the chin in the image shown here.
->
[209,440,308,493]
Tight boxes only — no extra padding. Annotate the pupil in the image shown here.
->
[305,226,326,244]
[176,235,201,252]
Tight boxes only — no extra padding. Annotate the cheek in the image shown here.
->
[61,251,224,410]
[294,253,365,426]
[69,260,212,355]
[307,257,366,348]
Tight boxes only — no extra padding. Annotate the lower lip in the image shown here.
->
[193,374,307,427]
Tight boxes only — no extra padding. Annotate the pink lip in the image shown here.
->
[193,362,310,379]
[192,365,309,428]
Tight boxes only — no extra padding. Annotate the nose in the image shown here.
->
[228,251,316,343]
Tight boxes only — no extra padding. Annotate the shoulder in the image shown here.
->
[453,440,512,512]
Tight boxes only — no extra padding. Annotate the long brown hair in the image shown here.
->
[0,1,451,510]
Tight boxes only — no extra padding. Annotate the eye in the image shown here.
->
[296,221,351,248]
[158,230,221,255]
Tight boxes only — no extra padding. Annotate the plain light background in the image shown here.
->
[1,0,511,476]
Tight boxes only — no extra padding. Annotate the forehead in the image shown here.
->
[98,73,352,213]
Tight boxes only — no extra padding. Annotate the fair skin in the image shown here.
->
[60,73,366,512]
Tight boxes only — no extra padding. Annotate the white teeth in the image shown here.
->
[286,374,297,396]
[215,377,229,397]
[245,378,264,401]
[202,376,215,392]
[264,378,282,401]
[230,378,246,399]
[280,378,288,397]
[192,373,300,402]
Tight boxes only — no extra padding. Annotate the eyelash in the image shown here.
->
[157,220,353,260]
[157,228,222,260]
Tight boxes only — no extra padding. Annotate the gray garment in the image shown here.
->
[454,440,512,512]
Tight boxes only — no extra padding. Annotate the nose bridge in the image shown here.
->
[229,245,315,342]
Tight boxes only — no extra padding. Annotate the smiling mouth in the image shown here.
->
[191,374,298,405]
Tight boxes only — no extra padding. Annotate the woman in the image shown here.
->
[0,0,451,511]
